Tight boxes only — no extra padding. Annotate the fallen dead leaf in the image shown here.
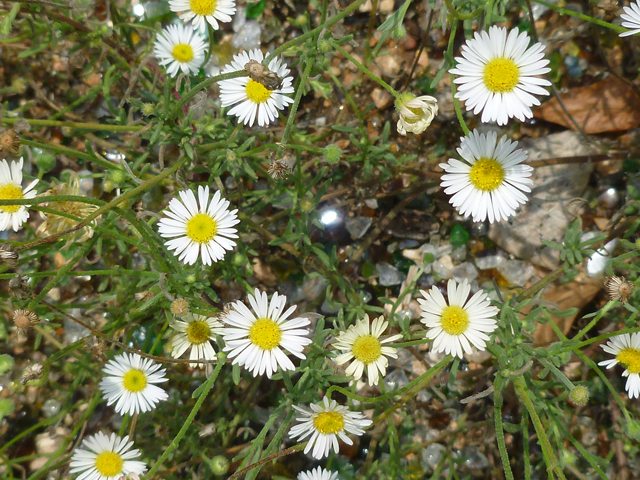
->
[534,76,640,133]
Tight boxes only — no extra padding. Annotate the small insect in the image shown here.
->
[244,60,284,90]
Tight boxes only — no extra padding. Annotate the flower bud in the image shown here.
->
[323,144,342,164]
[208,456,229,476]
[568,385,589,407]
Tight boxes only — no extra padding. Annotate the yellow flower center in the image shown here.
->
[122,369,147,393]
[313,411,345,434]
[404,106,424,125]
[172,43,195,63]
[189,0,217,16]
[0,184,24,214]
[245,79,273,104]
[469,158,505,192]
[440,306,469,336]
[483,57,520,93]
[94,451,124,477]
[186,213,217,244]
[248,318,282,350]
[186,320,211,345]
[351,335,382,365]
[617,348,640,374]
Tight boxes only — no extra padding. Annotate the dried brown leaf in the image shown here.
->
[534,76,640,133]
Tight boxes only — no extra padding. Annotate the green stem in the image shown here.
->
[263,0,368,65]
[326,69,367,135]
[26,392,102,480]
[550,416,608,480]
[539,358,574,391]
[443,0,483,20]
[326,357,448,405]
[21,139,117,170]
[168,71,248,121]
[513,376,567,480]
[515,266,564,303]
[572,301,616,342]
[447,21,470,136]
[494,399,515,480]
[373,356,450,423]
[331,41,399,97]
[555,325,640,354]
[275,53,317,158]
[2,117,142,131]
[0,270,158,279]
[532,0,625,33]
[15,155,188,251]
[145,353,227,479]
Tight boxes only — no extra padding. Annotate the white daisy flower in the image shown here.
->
[218,49,295,127]
[439,129,533,224]
[70,432,147,480]
[394,93,438,135]
[153,23,207,78]
[333,315,402,386]
[220,288,311,378]
[171,313,223,367]
[169,0,236,33]
[449,26,551,125]
[418,279,498,359]
[99,353,169,415]
[0,157,38,232]
[298,467,339,480]
[620,1,640,37]
[157,185,239,266]
[598,333,640,399]
[289,396,372,459]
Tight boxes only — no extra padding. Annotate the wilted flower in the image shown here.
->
[395,93,438,135]
[37,172,98,248]
[21,362,44,384]
[9,274,32,300]
[0,243,18,268]
[267,158,292,180]
[84,336,108,362]
[171,298,190,316]
[605,275,635,304]
[0,129,21,156]
[12,309,39,335]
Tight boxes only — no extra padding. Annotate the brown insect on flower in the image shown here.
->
[13,309,39,335]
[0,129,21,156]
[605,275,635,304]
[244,60,284,91]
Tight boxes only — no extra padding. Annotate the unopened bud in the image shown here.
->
[568,385,589,407]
